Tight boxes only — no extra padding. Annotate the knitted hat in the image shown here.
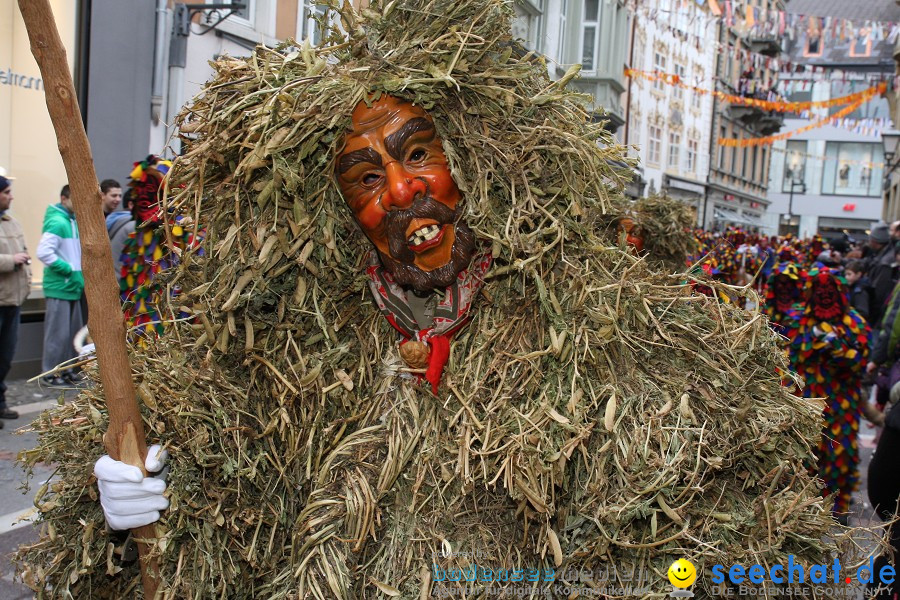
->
[870,224,891,244]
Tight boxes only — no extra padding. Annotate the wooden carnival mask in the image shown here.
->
[335,96,476,292]
[617,216,644,253]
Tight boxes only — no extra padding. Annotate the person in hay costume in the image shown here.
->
[784,267,869,522]
[17,2,864,598]
[119,155,200,341]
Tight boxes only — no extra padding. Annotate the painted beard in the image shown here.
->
[376,195,477,292]
[811,283,843,321]
[773,278,797,313]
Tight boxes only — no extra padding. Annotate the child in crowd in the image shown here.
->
[844,260,871,323]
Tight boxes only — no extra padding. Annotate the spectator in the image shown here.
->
[866,224,895,327]
[36,185,83,386]
[107,189,135,282]
[867,394,900,600]
[890,220,900,243]
[0,175,31,422]
[844,260,871,322]
[100,179,122,216]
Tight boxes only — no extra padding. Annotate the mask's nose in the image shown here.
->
[384,162,426,210]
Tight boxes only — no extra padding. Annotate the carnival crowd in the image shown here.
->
[693,223,900,598]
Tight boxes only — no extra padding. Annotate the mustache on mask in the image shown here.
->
[384,194,460,261]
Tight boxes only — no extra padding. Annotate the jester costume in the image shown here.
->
[120,156,200,339]
[785,267,869,518]
[764,262,803,334]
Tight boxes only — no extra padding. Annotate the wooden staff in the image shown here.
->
[17,1,160,597]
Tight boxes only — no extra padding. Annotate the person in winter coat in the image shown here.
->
[36,184,83,386]
[865,224,895,327]
[106,188,135,284]
[0,174,31,422]
[844,260,871,322]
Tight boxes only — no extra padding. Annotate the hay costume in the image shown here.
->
[628,194,697,271]
[784,267,869,518]
[17,2,860,599]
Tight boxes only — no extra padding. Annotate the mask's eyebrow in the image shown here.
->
[384,117,435,161]
[337,147,383,175]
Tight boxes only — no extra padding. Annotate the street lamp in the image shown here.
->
[786,178,806,220]
[882,130,900,223]
[882,129,900,168]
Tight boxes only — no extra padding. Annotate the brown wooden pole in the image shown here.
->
[16,1,160,598]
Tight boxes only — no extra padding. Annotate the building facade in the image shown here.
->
[703,0,785,233]
[514,0,630,137]
[622,0,718,219]
[766,0,898,240]
[882,3,900,225]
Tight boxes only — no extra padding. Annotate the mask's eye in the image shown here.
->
[362,173,381,185]
[409,149,426,162]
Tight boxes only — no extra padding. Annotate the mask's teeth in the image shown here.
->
[408,224,440,246]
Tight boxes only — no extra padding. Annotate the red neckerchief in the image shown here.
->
[366,249,492,393]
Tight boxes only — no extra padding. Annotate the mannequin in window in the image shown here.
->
[860,165,872,189]
[839,163,850,188]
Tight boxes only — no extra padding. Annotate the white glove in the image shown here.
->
[94,444,169,530]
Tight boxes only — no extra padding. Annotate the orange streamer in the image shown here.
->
[716,95,874,147]
[624,68,886,114]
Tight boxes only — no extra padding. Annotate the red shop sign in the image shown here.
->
[842,203,856,212]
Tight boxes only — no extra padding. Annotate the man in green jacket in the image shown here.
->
[36,184,83,386]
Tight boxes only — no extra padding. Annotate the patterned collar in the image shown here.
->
[366,249,492,341]
[365,249,492,393]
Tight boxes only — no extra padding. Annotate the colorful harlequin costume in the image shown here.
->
[764,262,803,334]
[784,267,869,518]
[120,156,200,340]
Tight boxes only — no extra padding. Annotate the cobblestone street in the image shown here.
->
[0,378,82,600]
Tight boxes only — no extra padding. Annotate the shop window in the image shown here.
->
[822,142,883,197]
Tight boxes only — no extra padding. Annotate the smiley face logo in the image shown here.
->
[667,559,697,588]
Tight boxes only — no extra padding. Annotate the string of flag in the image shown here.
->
[630,3,900,88]
[625,68,886,113]
[718,93,878,147]
[627,0,900,40]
